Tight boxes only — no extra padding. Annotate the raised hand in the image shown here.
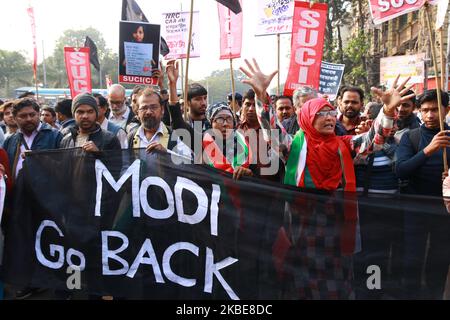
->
[239,58,277,104]
[166,59,179,85]
[371,75,415,117]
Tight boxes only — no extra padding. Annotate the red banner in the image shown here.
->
[64,47,92,98]
[368,0,425,25]
[284,1,328,96]
[218,0,243,60]
[27,7,37,81]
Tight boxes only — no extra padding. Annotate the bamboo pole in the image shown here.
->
[424,3,448,172]
[230,58,236,113]
[439,28,446,90]
[183,0,195,121]
[277,33,281,96]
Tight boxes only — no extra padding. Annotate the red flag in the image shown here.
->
[368,0,425,25]
[27,7,38,82]
[284,1,328,96]
[218,0,243,60]
[64,47,92,98]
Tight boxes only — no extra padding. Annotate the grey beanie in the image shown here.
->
[72,93,98,116]
[206,102,235,125]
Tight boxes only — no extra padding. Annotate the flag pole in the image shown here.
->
[183,0,195,121]
[230,58,236,113]
[440,28,446,90]
[42,40,47,88]
[277,33,280,96]
[424,3,448,172]
[180,2,185,105]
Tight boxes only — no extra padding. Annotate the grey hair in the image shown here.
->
[292,86,318,107]
[108,84,126,97]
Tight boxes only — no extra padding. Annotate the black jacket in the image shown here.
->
[60,124,121,151]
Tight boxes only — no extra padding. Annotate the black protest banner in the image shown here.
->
[3,149,450,299]
[319,61,345,101]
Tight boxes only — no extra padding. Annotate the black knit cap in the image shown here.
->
[72,93,98,117]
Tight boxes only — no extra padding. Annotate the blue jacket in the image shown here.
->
[3,122,63,171]
[396,124,450,196]
[107,121,122,136]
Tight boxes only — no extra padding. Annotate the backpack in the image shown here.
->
[398,128,420,194]
[408,127,421,154]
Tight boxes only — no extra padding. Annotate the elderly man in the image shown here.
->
[282,86,318,135]
[108,84,135,130]
[93,93,128,149]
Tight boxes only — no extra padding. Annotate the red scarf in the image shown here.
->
[298,98,355,191]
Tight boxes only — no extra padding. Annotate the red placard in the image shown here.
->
[118,75,158,85]
[218,0,243,60]
[284,1,328,96]
[368,0,425,25]
[64,47,92,98]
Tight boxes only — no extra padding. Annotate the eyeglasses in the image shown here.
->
[316,110,338,118]
[138,105,160,113]
[214,116,234,125]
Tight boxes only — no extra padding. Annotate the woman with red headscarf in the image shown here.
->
[240,59,414,299]
[239,58,413,191]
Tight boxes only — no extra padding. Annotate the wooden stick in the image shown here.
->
[277,33,281,96]
[183,0,195,121]
[439,28,446,90]
[425,4,448,172]
[230,58,236,113]
[35,78,39,101]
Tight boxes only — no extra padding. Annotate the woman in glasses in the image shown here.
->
[202,102,254,180]
[165,60,254,180]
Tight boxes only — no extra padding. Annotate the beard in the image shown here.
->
[344,109,359,119]
[142,116,160,130]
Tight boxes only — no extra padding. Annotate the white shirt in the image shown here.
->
[108,107,130,130]
[136,123,192,160]
[16,122,42,178]
[100,118,128,149]
[136,122,164,148]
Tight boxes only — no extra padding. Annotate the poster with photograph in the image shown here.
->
[119,21,160,85]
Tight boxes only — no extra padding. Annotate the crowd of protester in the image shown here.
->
[0,59,450,300]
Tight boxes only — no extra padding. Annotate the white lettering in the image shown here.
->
[163,242,199,287]
[140,177,175,219]
[101,231,129,275]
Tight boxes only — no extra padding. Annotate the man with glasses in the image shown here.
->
[128,87,191,158]
[108,84,135,130]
